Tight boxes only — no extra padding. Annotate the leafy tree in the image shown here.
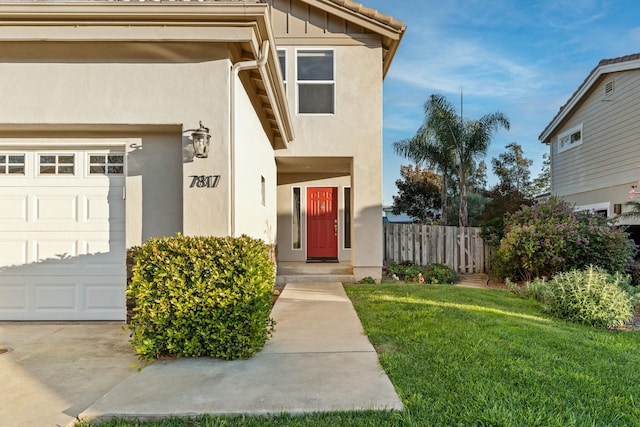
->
[492,142,532,195]
[530,152,551,197]
[393,126,455,225]
[447,192,490,226]
[480,183,533,246]
[469,160,488,192]
[392,165,441,223]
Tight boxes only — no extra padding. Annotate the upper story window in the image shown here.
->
[277,49,287,91]
[557,124,583,153]
[296,49,335,115]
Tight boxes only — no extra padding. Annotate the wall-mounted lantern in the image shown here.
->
[191,121,211,158]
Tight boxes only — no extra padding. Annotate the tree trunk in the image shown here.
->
[441,171,448,225]
[459,168,468,227]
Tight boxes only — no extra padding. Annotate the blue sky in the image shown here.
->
[361,0,640,205]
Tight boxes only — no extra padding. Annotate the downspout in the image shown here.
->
[229,40,270,236]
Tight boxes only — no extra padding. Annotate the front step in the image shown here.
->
[276,262,354,285]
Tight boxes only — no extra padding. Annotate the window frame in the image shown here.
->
[557,124,583,153]
[295,48,336,116]
[36,152,77,177]
[0,152,26,176]
[86,152,125,177]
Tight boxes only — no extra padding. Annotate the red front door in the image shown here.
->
[307,187,338,259]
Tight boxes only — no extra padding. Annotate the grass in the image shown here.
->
[82,285,640,427]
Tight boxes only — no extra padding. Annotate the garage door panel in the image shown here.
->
[35,239,78,264]
[34,194,79,224]
[0,285,27,310]
[85,284,126,310]
[35,285,76,310]
[0,240,28,267]
[0,195,28,224]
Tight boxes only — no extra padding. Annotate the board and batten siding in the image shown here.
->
[266,0,371,37]
[552,69,640,197]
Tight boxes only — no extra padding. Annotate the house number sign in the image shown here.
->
[189,175,221,188]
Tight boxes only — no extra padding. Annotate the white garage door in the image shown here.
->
[0,149,126,320]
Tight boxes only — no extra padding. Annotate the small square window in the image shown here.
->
[0,153,25,175]
[89,153,124,175]
[39,154,75,175]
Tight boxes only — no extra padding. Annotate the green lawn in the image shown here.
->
[84,285,640,427]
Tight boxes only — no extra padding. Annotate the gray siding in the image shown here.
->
[552,69,640,197]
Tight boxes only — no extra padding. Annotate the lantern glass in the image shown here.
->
[192,131,211,158]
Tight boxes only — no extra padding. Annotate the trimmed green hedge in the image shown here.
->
[127,234,275,361]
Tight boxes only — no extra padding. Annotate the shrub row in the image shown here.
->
[492,197,636,281]
[127,234,275,361]
[385,262,457,284]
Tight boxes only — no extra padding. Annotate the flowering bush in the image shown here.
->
[492,197,636,281]
[385,262,457,284]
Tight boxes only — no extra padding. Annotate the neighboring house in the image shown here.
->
[382,207,414,224]
[0,0,405,320]
[539,53,640,222]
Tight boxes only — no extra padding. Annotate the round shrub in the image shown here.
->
[492,197,636,281]
[526,266,633,328]
[127,234,275,361]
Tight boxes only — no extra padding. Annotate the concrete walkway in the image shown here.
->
[79,282,402,423]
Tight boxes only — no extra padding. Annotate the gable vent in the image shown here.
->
[605,80,614,96]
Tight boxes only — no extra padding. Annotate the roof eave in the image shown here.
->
[539,58,640,143]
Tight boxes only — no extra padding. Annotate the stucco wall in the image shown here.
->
[0,42,234,241]
[275,43,384,275]
[234,74,278,244]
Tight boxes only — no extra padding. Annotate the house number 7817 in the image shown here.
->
[189,175,221,188]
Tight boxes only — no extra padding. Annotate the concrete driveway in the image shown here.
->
[0,322,138,427]
[1,283,402,426]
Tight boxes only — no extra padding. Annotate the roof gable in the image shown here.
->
[267,0,405,77]
[539,53,640,143]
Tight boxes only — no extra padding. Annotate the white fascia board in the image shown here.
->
[540,58,640,143]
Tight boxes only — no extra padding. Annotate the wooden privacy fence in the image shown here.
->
[384,224,492,273]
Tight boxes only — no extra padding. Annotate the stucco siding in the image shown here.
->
[0,42,234,239]
[126,133,184,246]
[234,75,278,244]
[552,69,640,197]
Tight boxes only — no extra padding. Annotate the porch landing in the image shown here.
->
[276,261,354,285]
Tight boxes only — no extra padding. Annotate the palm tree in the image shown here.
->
[395,94,510,227]
[393,122,455,225]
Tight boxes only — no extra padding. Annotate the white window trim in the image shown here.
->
[295,48,336,116]
[0,151,26,176]
[36,152,77,177]
[575,201,610,217]
[557,124,583,153]
[85,152,126,178]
